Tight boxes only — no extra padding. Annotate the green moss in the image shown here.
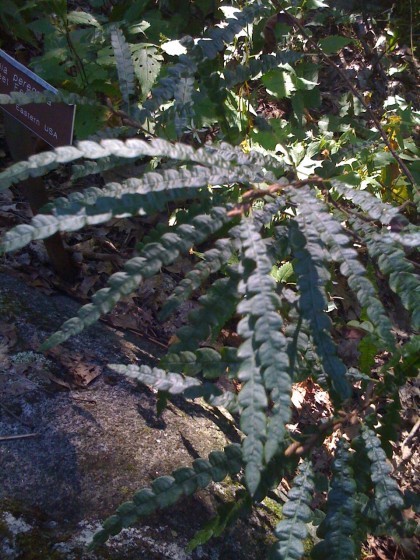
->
[15,530,62,560]
[0,293,25,317]
[262,496,283,524]
[302,535,315,559]
[0,498,38,520]
[259,497,316,555]
[0,516,11,539]
[0,500,67,560]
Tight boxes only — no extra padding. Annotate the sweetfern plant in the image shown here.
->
[0,1,419,558]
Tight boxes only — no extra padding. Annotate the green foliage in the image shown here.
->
[362,227,420,330]
[89,443,243,548]
[109,363,202,395]
[270,460,315,560]
[312,441,357,560]
[186,491,252,552]
[110,26,135,111]
[289,217,350,400]
[1,0,419,558]
[159,238,235,320]
[361,426,405,526]
[39,206,229,350]
[290,186,395,347]
[232,213,291,489]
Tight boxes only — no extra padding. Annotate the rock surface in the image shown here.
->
[0,273,272,559]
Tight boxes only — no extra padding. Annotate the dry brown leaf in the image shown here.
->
[79,274,99,298]
[0,321,17,347]
[97,261,114,275]
[219,329,243,348]
[70,238,97,253]
[70,361,101,387]
[34,369,73,390]
[26,277,55,295]
[291,384,306,410]
[314,390,331,406]
[108,302,154,332]
[47,348,101,387]
[168,334,180,346]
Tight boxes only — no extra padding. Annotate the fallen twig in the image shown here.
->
[0,433,39,442]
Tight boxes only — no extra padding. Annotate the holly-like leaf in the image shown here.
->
[132,44,163,100]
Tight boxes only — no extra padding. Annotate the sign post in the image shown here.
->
[0,50,77,280]
[0,49,75,147]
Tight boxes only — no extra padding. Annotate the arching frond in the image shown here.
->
[331,181,400,224]
[0,137,275,190]
[89,444,243,547]
[361,426,404,523]
[230,216,290,493]
[1,160,271,253]
[364,228,420,330]
[312,441,357,560]
[40,207,230,350]
[170,275,240,353]
[270,460,314,560]
[109,364,201,394]
[159,238,235,320]
[289,220,351,400]
[289,186,395,347]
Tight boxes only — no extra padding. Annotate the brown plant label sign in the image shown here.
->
[0,49,75,147]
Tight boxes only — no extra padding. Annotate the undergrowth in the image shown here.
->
[0,1,419,558]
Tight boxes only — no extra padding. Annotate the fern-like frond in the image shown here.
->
[159,238,235,320]
[114,4,269,125]
[40,207,230,350]
[196,4,270,60]
[289,186,395,347]
[1,159,270,253]
[160,346,240,381]
[0,187,193,253]
[331,181,400,224]
[186,493,252,552]
[384,334,420,381]
[135,55,196,123]
[89,444,243,547]
[213,141,278,170]
[361,426,404,523]
[208,388,239,414]
[111,26,135,110]
[289,220,351,400]
[71,155,133,180]
[63,162,259,211]
[0,138,274,190]
[174,75,196,137]
[270,459,314,560]
[171,275,239,352]
[364,229,420,330]
[312,440,357,560]
[109,364,201,394]
[224,52,302,89]
[232,216,290,493]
